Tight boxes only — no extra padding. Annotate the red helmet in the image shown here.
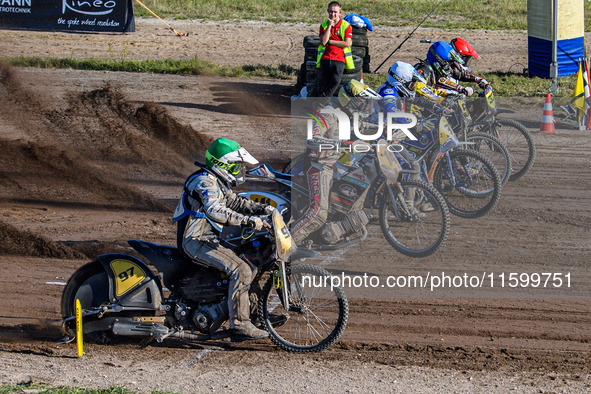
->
[450,37,481,65]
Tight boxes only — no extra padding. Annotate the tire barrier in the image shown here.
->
[295,28,370,96]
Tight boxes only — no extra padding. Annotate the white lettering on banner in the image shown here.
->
[97,18,119,26]
[1,0,31,6]
[0,6,31,12]
[306,107,417,142]
[62,0,116,16]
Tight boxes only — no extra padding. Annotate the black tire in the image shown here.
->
[305,47,318,58]
[332,72,363,96]
[305,60,317,71]
[379,179,450,258]
[259,264,348,353]
[351,34,368,47]
[61,261,109,334]
[303,35,320,48]
[305,52,317,62]
[362,54,371,73]
[343,55,363,74]
[61,261,114,342]
[351,26,368,36]
[351,46,367,59]
[295,62,307,92]
[61,261,155,343]
[433,150,502,219]
[493,118,536,181]
[339,71,362,83]
[464,132,512,186]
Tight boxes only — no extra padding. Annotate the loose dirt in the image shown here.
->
[0,19,590,393]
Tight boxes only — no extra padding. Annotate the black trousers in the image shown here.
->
[317,59,345,98]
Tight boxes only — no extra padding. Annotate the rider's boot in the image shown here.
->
[231,321,269,342]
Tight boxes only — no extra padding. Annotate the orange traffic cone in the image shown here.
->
[540,93,556,134]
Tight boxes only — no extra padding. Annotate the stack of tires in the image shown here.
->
[351,25,371,73]
[295,30,367,96]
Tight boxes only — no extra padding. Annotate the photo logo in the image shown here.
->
[306,107,417,142]
[63,0,116,16]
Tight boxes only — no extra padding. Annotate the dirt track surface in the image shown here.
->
[1,19,591,392]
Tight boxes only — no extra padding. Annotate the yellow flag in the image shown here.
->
[573,60,585,120]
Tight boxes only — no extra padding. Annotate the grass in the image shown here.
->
[133,0,591,31]
[0,384,162,394]
[2,55,577,97]
[1,56,298,80]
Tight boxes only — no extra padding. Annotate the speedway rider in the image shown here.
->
[290,80,378,245]
[449,37,484,74]
[173,138,274,342]
[415,40,490,97]
[375,61,448,211]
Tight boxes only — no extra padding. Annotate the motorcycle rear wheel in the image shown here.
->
[259,264,348,353]
[61,260,155,343]
[379,179,450,258]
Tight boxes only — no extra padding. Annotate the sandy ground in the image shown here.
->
[0,18,534,73]
[0,18,590,393]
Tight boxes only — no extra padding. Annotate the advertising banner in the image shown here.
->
[0,0,135,32]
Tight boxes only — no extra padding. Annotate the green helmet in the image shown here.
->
[205,138,259,186]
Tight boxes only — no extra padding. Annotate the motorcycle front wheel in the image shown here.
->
[259,264,348,353]
[488,118,535,181]
[433,149,502,219]
[379,179,450,258]
[464,132,512,186]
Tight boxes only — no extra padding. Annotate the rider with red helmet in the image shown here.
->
[416,39,490,96]
[449,37,481,69]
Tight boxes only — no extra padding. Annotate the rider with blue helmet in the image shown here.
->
[416,40,489,97]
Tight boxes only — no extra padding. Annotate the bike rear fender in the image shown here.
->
[96,253,163,309]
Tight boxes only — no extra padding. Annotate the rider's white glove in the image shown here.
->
[477,78,490,88]
[263,205,276,215]
[247,217,264,231]
[461,86,474,97]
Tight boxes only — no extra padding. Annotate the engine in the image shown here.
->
[192,301,229,333]
[321,210,369,244]
[179,266,228,304]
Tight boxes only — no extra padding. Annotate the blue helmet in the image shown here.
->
[386,61,427,97]
[426,41,465,76]
[426,41,454,62]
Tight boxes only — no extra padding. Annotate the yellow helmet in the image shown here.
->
[337,80,379,116]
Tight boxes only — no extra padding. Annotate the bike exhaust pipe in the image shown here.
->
[111,320,169,338]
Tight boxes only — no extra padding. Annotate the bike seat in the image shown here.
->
[128,240,187,262]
